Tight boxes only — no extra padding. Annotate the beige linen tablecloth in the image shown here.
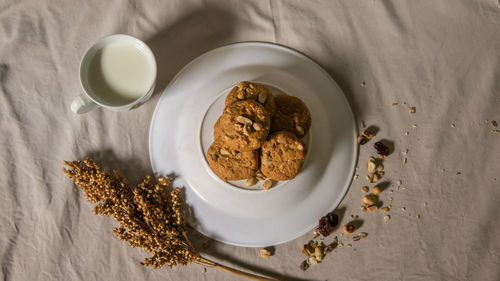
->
[1,1,499,280]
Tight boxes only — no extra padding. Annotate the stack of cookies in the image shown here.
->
[207,81,311,187]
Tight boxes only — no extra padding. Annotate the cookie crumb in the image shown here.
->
[260,248,272,259]
[384,215,391,222]
[408,107,416,114]
[491,120,498,127]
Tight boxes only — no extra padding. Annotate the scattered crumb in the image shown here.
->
[492,130,500,134]
[424,202,428,206]
[260,248,272,259]
[403,158,407,165]
[416,214,421,219]
[397,180,402,186]
[392,103,398,106]
[202,240,210,249]
[361,120,366,128]
[412,124,418,128]
[405,131,409,136]
[401,207,406,211]
[361,186,369,193]
[451,123,456,128]
[361,81,365,87]
[384,215,391,222]
[202,268,207,273]
[402,149,408,156]
[491,120,497,127]
[456,172,461,175]
[408,107,416,114]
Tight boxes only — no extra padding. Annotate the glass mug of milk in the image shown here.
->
[71,34,157,114]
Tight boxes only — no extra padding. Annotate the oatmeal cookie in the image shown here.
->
[271,95,311,138]
[214,100,271,151]
[206,140,259,181]
[225,81,276,115]
[260,131,307,180]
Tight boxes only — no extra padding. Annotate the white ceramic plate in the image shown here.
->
[149,42,357,247]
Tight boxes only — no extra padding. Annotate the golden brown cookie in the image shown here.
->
[206,140,259,181]
[214,100,271,151]
[260,131,307,181]
[225,81,276,115]
[271,95,311,138]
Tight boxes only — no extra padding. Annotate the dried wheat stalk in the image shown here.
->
[63,158,274,280]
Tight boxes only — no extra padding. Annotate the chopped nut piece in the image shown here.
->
[378,163,384,171]
[237,92,244,99]
[299,260,309,271]
[260,248,272,259]
[343,223,356,234]
[296,143,304,151]
[258,92,267,104]
[255,171,266,181]
[361,206,367,213]
[372,186,381,195]
[262,179,273,190]
[366,173,378,183]
[252,122,263,131]
[380,207,390,213]
[363,194,378,206]
[220,148,230,156]
[315,246,324,262]
[242,125,251,136]
[367,205,378,212]
[235,115,252,125]
[357,129,375,145]
[361,186,369,193]
[245,177,257,187]
[384,215,391,222]
[408,107,416,114]
[307,256,318,266]
[368,157,377,173]
[296,126,305,135]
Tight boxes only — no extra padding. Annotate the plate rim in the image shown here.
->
[148,41,359,247]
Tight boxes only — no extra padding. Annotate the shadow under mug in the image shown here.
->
[71,34,157,114]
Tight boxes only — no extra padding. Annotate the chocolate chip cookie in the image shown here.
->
[207,140,260,181]
[225,81,276,115]
[214,100,271,151]
[271,95,311,138]
[260,131,307,181]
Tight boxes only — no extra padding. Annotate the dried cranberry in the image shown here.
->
[374,141,390,157]
[327,212,339,227]
[318,216,332,237]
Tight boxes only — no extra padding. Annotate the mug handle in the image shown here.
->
[71,93,99,114]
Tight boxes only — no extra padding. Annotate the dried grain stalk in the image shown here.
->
[63,158,273,281]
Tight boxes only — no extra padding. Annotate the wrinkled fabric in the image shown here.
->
[0,1,499,280]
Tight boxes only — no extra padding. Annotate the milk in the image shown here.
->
[87,43,155,105]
